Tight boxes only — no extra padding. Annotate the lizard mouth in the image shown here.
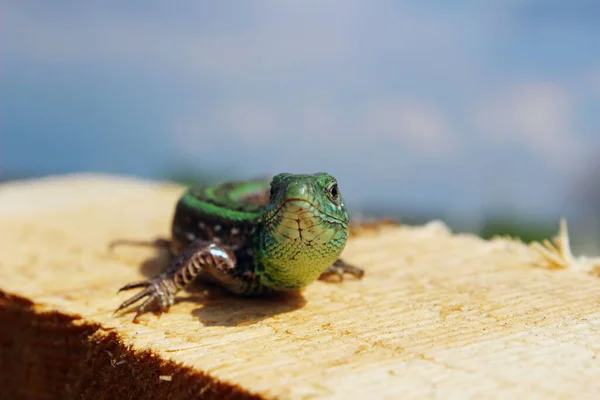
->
[265,198,347,244]
[265,198,345,226]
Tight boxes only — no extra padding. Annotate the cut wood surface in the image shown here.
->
[1,174,600,399]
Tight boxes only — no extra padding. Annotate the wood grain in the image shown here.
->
[1,174,600,399]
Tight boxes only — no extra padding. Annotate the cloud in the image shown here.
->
[361,100,456,156]
[224,104,279,141]
[2,2,360,78]
[173,98,457,163]
[581,67,600,97]
[2,1,489,86]
[470,82,581,169]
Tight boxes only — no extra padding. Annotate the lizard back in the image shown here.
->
[170,179,270,257]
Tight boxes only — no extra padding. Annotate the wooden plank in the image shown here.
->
[1,174,600,399]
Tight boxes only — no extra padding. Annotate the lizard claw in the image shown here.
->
[117,280,151,293]
[114,277,175,322]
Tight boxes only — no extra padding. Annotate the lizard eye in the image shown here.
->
[329,184,339,199]
[270,185,276,199]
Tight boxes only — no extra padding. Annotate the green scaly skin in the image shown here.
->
[114,172,364,321]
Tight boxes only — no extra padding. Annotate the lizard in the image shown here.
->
[113,172,364,321]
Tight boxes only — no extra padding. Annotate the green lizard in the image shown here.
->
[114,172,364,321]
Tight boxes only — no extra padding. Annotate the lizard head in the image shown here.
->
[259,172,350,290]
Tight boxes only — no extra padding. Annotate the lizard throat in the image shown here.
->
[259,199,349,291]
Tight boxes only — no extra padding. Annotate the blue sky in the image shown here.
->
[2,1,600,227]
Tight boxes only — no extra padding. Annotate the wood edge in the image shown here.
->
[349,218,403,237]
[0,290,266,400]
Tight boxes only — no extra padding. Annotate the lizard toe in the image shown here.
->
[115,277,174,321]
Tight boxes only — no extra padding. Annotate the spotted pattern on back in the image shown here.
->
[170,180,270,276]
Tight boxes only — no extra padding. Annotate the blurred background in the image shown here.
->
[2,1,600,252]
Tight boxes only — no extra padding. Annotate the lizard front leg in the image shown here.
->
[115,239,237,321]
[319,258,364,282]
